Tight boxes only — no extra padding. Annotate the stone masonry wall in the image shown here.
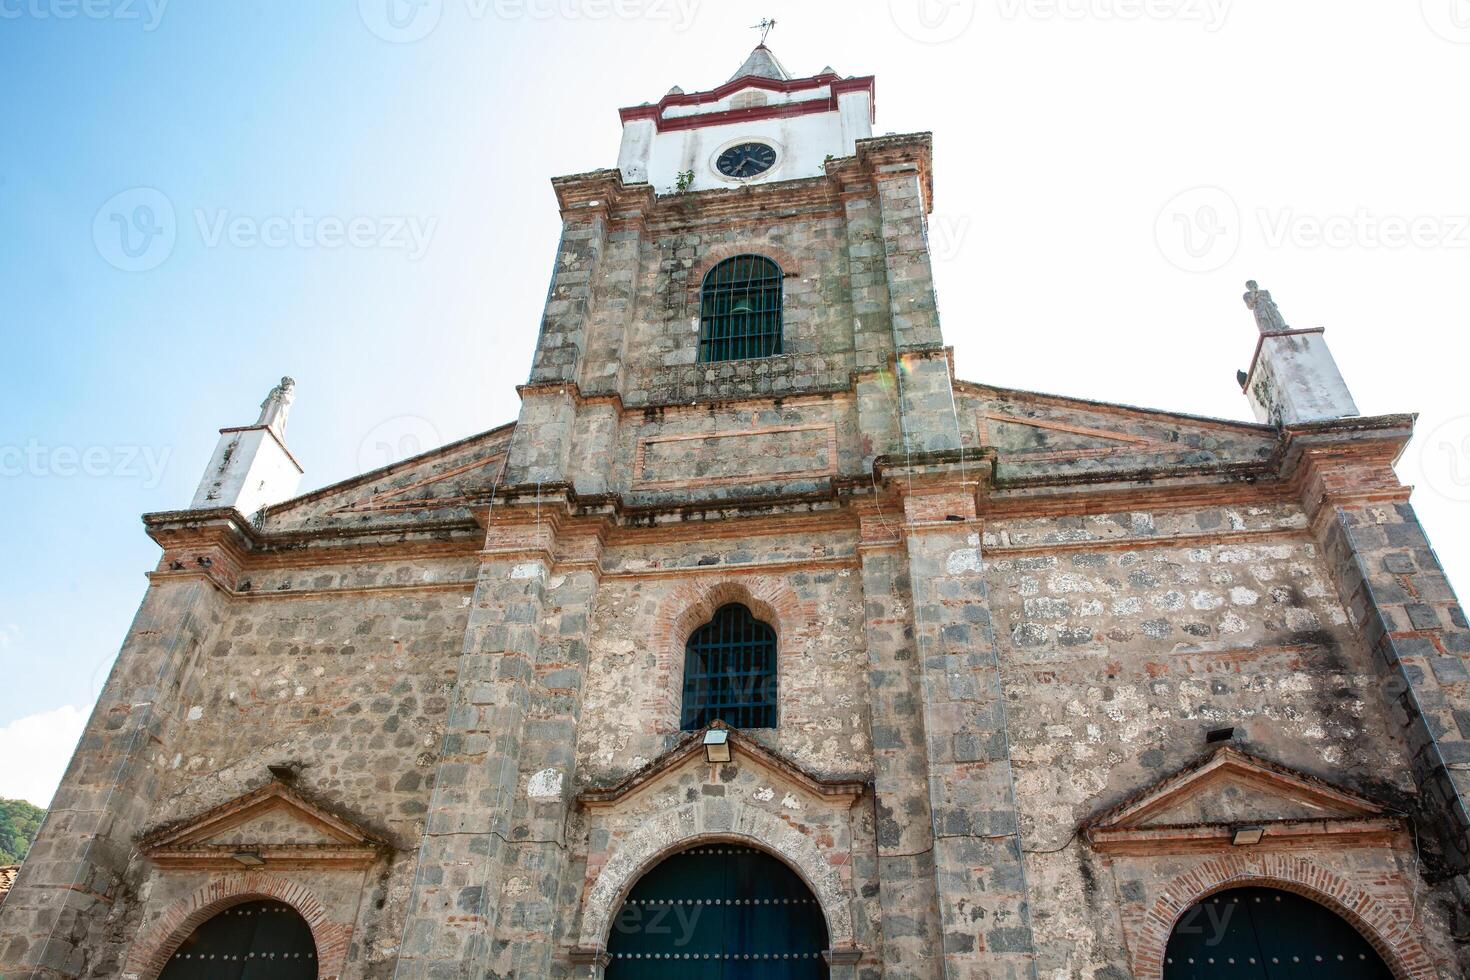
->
[107,559,476,979]
[576,533,872,786]
[619,215,858,407]
[983,501,1445,976]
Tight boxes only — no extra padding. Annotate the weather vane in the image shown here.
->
[751,18,776,45]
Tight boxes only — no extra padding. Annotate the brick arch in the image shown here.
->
[681,244,801,322]
[577,800,855,953]
[690,243,801,289]
[1131,853,1436,980]
[123,872,352,980]
[647,576,817,734]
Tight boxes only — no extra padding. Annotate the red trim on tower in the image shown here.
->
[619,74,876,132]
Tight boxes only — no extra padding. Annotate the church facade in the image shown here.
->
[3,45,1469,979]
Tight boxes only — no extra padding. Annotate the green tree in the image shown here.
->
[0,798,45,865]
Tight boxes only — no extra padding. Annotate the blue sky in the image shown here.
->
[2,0,1468,805]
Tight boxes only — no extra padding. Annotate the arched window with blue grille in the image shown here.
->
[680,603,777,730]
[698,255,783,362]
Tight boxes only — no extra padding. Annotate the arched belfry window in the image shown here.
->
[680,603,777,730]
[698,255,783,362]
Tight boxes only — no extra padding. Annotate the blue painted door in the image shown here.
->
[1164,887,1393,978]
[606,844,830,979]
[158,900,317,979]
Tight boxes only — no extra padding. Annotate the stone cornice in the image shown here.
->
[617,71,874,131]
[854,131,934,212]
[547,131,934,230]
[139,412,1417,575]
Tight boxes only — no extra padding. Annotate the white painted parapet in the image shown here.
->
[615,46,875,195]
[189,377,303,517]
[1240,281,1359,426]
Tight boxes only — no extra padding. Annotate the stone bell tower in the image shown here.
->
[503,42,961,496]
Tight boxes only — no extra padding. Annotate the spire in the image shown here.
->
[728,44,790,83]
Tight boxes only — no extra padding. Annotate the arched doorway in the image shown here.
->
[606,843,830,979]
[159,899,317,979]
[1164,886,1393,979]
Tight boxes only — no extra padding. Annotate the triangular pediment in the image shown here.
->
[140,781,385,869]
[577,724,868,811]
[1084,748,1399,854]
[981,411,1177,461]
[260,423,512,529]
[959,383,1279,477]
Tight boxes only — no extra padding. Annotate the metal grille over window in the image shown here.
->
[681,603,777,730]
[698,255,783,362]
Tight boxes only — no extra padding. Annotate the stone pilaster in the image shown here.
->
[843,171,905,468]
[392,514,559,977]
[857,508,946,980]
[895,349,963,453]
[861,136,958,454]
[870,159,941,352]
[506,383,579,486]
[577,221,643,399]
[896,470,1037,978]
[839,172,895,375]
[0,571,227,978]
[530,211,608,386]
[489,526,603,977]
[1299,434,1470,889]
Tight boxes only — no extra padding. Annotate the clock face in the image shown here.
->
[715,142,778,179]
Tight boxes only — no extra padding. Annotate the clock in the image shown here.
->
[715,141,778,179]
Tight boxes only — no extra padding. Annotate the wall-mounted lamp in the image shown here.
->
[703,729,731,764]
[1231,826,1264,847]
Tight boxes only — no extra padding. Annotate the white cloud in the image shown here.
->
[0,705,88,808]
[0,624,19,649]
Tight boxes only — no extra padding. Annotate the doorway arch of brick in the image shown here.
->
[122,872,352,980]
[578,804,855,952]
[1130,853,1436,980]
